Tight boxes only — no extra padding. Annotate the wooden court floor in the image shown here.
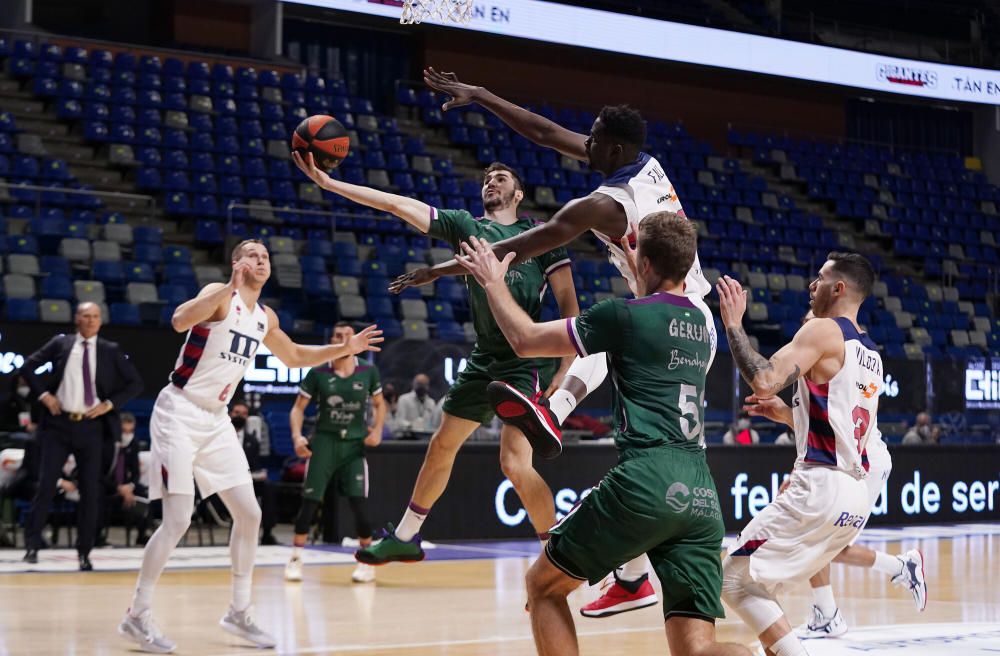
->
[1,528,998,655]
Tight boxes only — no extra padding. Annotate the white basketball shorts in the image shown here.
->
[729,466,869,591]
[148,384,251,500]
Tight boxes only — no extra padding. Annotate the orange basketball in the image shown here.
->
[291,115,350,170]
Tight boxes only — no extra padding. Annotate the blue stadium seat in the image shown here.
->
[5,299,39,321]
[110,302,141,326]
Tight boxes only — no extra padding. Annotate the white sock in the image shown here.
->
[395,503,428,542]
[231,573,252,612]
[548,389,578,424]
[873,550,903,577]
[812,584,836,617]
[217,484,261,613]
[130,493,194,616]
[292,546,302,560]
[769,632,808,656]
[617,556,649,583]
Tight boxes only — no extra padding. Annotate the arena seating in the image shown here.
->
[0,36,996,361]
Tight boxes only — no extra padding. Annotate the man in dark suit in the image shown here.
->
[96,412,150,545]
[20,302,143,570]
[230,401,278,545]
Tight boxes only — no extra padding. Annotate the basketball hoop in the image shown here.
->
[400,0,473,25]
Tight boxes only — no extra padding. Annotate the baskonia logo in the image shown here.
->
[877,63,938,88]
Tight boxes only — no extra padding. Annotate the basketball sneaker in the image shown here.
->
[487,381,562,459]
[891,549,927,611]
[579,574,658,618]
[219,605,277,648]
[285,555,303,582]
[796,605,848,639]
[118,608,176,654]
[352,563,376,583]
[354,523,425,565]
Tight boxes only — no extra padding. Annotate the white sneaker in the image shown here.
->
[285,556,303,582]
[118,608,177,653]
[796,605,848,639]
[219,605,276,648]
[352,563,376,583]
[891,549,927,611]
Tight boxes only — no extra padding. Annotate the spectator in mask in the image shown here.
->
[382,383,401,439]
[395,374,436,436]
[230,402,278,545]
[723,411,760,445]
[902,412,934,445]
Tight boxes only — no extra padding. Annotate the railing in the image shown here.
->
[224,202,408,242]
[725,121,964,158]
[0,181,157,215]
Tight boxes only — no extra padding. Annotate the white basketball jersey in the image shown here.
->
[169,292,269,410]
[791,317,883,478]
[592,152,711,298]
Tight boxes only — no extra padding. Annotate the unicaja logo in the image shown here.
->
[665,482,691,513]
[877,63,938,88]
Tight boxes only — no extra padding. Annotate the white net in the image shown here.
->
[400,0,473,25]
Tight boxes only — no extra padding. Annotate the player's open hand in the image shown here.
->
[230,260,252,290]
[618,232,641,296]
[457,236,515,288]
[423,67,480,111]
[716,275,748,329]
[388,267,438,294]
[742,394,789,423]
[348,324,384,354]
[292,151,334,189]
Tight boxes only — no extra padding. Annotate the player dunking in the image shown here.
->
[746,311,925,639]
[456,213,750,656]
[118,240,382,654]
[393,68,715,614]
[717,253,884,656]
[291,153,579,563]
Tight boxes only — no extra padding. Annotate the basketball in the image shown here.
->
[291,115,351,170]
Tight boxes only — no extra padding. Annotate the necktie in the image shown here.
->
[115,450,126,484]
[82,340,95,407]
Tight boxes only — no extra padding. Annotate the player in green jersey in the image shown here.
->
[293,153,580,565]
[455,212,751,656]
[285,321,387,583]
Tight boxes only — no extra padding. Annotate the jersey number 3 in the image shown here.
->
[851,406,870,453]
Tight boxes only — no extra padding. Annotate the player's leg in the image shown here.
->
[336,447,377,582]
[798,563,847,639]
[834,542,927,610]
[499,424,555,538]
[355,412,478,564]
[722,556,805,656]
[525,550,585,655]
[665,616,753,656]
[286,435,336,581]
[119,491,192,653]
[490,354,609,457]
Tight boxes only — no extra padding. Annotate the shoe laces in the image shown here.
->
[807,605,828,631]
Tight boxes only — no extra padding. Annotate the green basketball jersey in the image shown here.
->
[428,208,571,359]
[298,363,382,440]
[567,292,712,452]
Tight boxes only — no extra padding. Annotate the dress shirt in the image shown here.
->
[54,334,99,413]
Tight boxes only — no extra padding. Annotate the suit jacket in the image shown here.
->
[98,437,147,497]
[20,334,143,443]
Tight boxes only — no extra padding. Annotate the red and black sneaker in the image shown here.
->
[579,575,658,618]
[487,381,563,459]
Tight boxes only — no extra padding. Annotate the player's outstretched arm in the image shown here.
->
[292,152,433,232]
[743,394,794,427]
[389,195,616,293]
[717,275,833,398]
[456,237,577,358]
[263,307,383,367]
[424,67,588,161]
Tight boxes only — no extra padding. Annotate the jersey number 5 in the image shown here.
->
[679,384,704,442]
[851,406,870,453]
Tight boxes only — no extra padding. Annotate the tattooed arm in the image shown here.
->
[717,276,834,398]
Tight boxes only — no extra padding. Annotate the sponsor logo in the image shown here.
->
[665,482,691,513]
[668,348,709,372]
[833,511,866,528]
[352,381,365,391]
[857,381,879,398]
[257,321,265,331]
[877,63,938,88]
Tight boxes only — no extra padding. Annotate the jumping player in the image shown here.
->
[717,253,884,656]
[291,153,579,564]
[456,213,751,656]
[285,321,386,585]
[393,68,715,613]
[118,240,383,654]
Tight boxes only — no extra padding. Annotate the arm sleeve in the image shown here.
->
[369,367,382,396]
[425,208,479,248]
[566,299,627,357]
[298,369,317,399]
[537,244,572,278]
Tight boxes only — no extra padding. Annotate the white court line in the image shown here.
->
[203,621,740,656]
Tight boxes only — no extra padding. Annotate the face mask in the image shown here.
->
[231,416,247,430]
[121,432,134,447]
[17,386,30,398]
[414,386,428,398]
[737,418,751,431]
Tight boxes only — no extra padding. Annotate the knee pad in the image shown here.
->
[721,556,784,634]
[294,498,320,535]
[565,353,608,396]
